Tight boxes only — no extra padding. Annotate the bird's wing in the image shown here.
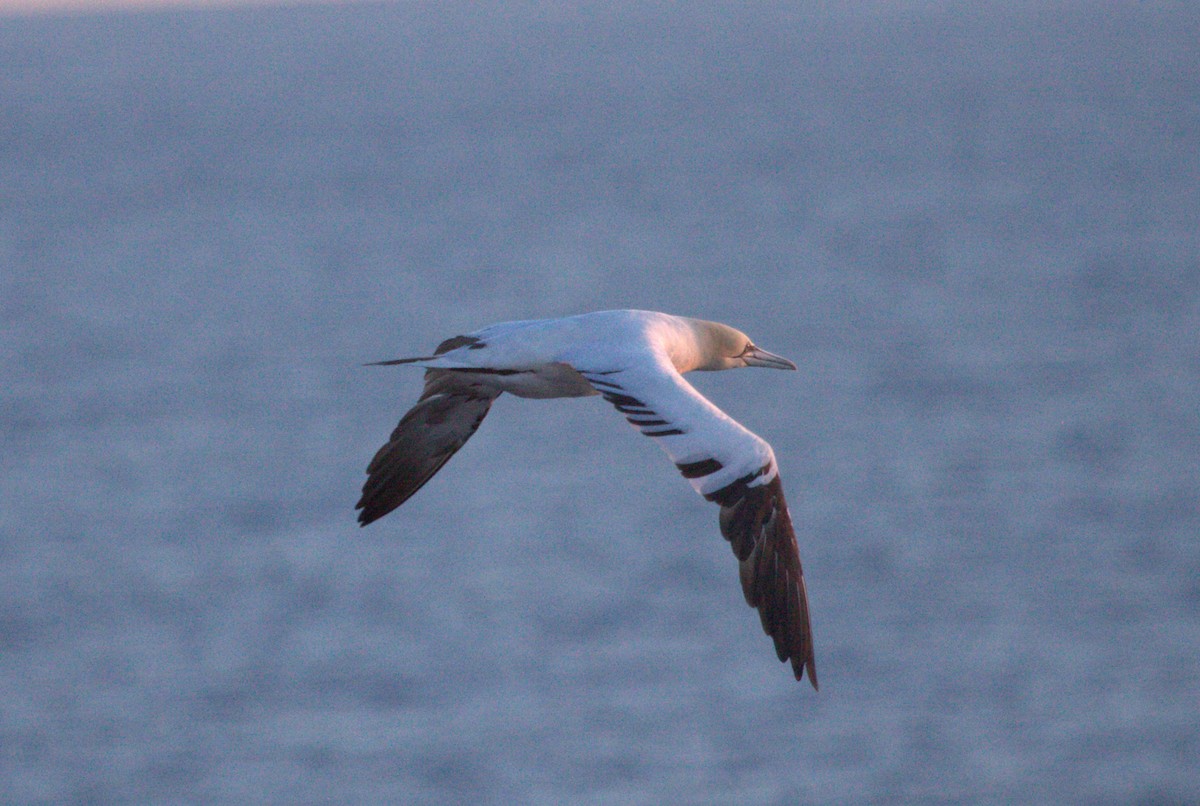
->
[357,337,502,526]
[574,355,817,688]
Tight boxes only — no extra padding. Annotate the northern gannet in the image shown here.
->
[357,310,817,687]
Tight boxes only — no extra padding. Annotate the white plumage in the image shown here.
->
[357,310,817,687]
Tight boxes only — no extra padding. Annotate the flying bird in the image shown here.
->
[356,309,817,687]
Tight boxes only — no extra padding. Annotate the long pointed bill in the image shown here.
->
[743,346,798,370]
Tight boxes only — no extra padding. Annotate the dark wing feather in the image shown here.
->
[709,471,818,689]
[357,337,500,525]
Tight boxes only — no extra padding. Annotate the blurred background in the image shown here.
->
[2,1,1198,802]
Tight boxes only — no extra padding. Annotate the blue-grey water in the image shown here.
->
[2,2,1198,802]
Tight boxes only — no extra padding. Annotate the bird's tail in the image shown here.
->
[363,356,439,367]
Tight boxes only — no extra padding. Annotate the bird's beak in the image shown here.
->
[742,345,798,370]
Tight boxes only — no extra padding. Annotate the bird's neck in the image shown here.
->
[655,317,725,374]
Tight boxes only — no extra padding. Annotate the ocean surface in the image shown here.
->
[2,2,1198,802]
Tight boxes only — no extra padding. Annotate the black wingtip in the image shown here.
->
[805,658,819,691]
[357,511,383,527]
[355,499,386,526]
[711,470,818,689]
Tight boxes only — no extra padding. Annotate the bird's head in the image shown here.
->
[684,319,798,372]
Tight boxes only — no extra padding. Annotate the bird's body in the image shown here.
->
[358,310,817,688]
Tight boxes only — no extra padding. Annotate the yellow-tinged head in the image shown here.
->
[673,317,798,373]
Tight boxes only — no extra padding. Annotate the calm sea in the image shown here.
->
[2,2,1197,802]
